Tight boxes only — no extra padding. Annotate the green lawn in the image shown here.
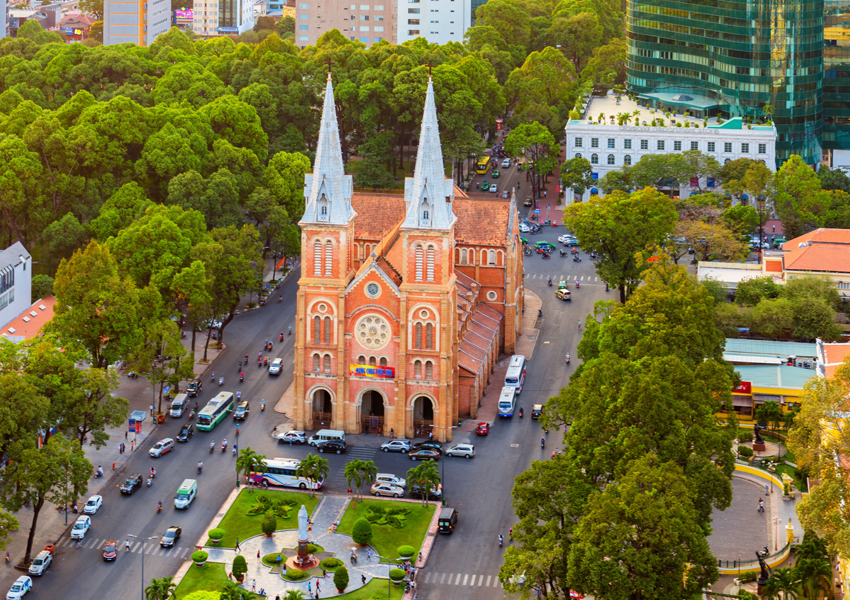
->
[340,578,404,600]
[206,489,320,547]
[336,498,434,560]
[174,562,258,599]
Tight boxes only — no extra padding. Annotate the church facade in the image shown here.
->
[292,74,524,442]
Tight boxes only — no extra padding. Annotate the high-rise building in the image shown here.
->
[1,0,7,39]
[103,0,171,45]
[626,0,824,167]
[395,0,471,45]
[294,0,393,48]
[192,0,254,37]
[824,1,850,164]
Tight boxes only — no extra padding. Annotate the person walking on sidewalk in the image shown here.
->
[235,537,241,552]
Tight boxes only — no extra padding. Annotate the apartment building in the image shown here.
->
[394,0,470,45]
[103,0,170,45]
[294,0,392,47]
[192,0,253,37]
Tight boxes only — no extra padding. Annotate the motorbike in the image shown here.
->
[197,463,203,475]
[236,391,242,401]
[218,376,224,386]
[559,249,567,256]
[264,357,269,367]
[519,407,524,418]
[221,440,227,452]
[542,252,551,259]
[565,355,570,365]
[94,469,103,479]
[548,278,553,287]
[147,478,152,487]
[575,281,580,289]
[232,446,237,456]
[209,442,215,454]
[538,309,542,319]
[573,255,581,262]
[279,333,284,342]
[541,438,545,449]
[188,410,194,420]
[239,372,244,383]
[261,400,266,412]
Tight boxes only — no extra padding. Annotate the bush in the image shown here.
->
[737,570,758,583]
[208,528,224,540]
[286,568,310,580]
[320,557,343,570]
[191,550,209,563]
[232,554,248,580]
[738,446,754,458]
[738,431,754,443]
[397,545,416,558]
[334,565,349,591]
[262,510,277,535]
[307,544,321,553]
[390,568,406,581]
[352,517,373,545]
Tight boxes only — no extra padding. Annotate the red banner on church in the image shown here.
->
[734,381,752,394]
[350,365,395,379]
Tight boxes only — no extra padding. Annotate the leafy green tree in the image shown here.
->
[474,0,533,52]
[0,133,46,248]
[506,47,576,129]
[772,155,832,239]
[262,510,277,536]
[235,447,266,486]
[406,461,441,506]
[504,122,560,197]
[761,567,800,600]
[569,455,719,600]
[333,565,349,592]
[580,38,626,90]
[358,460,378,499]
[675,220,748,263]
[755,400,783,431]
[351,517,373,545]
[750,298,795,338]
[41,214,89,274]
[820,166,850,192]
[560,157,593,199]
[295,453,330,497]
[31,274,54,301]
[276,15,295,37]
[49,241,140,369]
[88,182,154,242]
[735,276,781,306]
[547,13,602,70]
[562,188,678,302]
[144,576,176,600]
[344,459,364,500]
[699,277,727,306]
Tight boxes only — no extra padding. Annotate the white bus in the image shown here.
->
[504,355,527,393]
[497,387,517,418]
[248,458,325,490]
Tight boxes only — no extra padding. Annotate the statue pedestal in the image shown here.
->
[285,537,318,570]
[753,442,766,452]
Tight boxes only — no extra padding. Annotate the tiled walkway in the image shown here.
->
[204,495,400,597]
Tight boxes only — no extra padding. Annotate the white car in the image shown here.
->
[7,576,32,600]
[371,483,405,498]
[380,439,411,453]
[269,358,283,375]
[558,234,576,243]
[489,184,498,194]
[149,438,175,458]
[70,515,91,540]
[83,495,103,515]
[501,158,511,168]
[375,473,406,488]
[518,223,531,233]
[277,430,307,444]
[445,443,475,458]
[28,551,51,576]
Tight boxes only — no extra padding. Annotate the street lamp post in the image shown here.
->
[127,534,157,600]
[429,425,458,505]
[375,554,406,600]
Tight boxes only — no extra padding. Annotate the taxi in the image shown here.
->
[556,288,572,301]
[535,241,556,253]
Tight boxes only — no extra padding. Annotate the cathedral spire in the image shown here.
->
[301,73,355,226]
[402,76,456,230]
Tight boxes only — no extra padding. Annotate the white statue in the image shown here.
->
[298,505,308,540]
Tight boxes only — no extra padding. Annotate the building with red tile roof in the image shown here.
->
[1,296,57,343]
[292,76,523,442]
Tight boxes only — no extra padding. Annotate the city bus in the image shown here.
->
[476,157,490,175]
[504,354,527,394]
[196,392,234,431]
[248,458,325,490]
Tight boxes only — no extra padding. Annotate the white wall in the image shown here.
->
[395,0,470,44]
[0,243,31,332]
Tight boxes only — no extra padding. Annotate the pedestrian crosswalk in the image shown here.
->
[56,536,192,558]
[330,446,378,487]
[524,274,600,281]
[422,571,503,588]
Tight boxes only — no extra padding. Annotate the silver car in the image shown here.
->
[277,430,306,444]
[371,483,404,498]
[375,473,406,488]
[380,439,411,453]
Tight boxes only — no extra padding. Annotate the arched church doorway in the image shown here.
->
[413,396,434,438]
[312,389,333,428]
[360,390,385,434]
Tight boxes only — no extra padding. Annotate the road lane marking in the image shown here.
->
[440,573,446,584]
[462,574,468,585]
[485,575,492,587]
[477,574,484,586]
[424,572,431,583]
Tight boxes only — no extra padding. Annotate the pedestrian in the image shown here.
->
[125,431,128,440]
[316,580,320,592]
[276,595,281,600]
[418,551,423,563]
[125,539,131,551]
[362,575,367,585]
[758,498,765,513]
[252,579,256,592]
[257,549,261,560]
[308,582,311,594]
[577,320,582,330]
[150,404,155,416]
[308,523,312,534]
[429,430,433,441]
[390,428,394,438]
[764,484,770,496]
[119,443,123,455]
[323,569,327,578]
[772,224,776,232]
[544,190,547,198]
[367,549,372,561]
[76,539,81,549]
[131,440,134,452]
[235,537,241,552]
[347,488,352,498]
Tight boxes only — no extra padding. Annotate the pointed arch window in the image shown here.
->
[460,248,468,264]
[415,244,424,281]
[415,323,423,349]
[414,360,422,378]
[313,316,321,342]
[313,240,322,276]
[426,246,435,281]
[425,361,433,379]
[324,317,331,343]
[324,241,333,276]
[420,197,431,227]
[318,194,329,221]
[425,323,433,349]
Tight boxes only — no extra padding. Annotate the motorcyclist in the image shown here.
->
[519,406,524,417]
[565,353,570,365]
[157,501,162,512]
[222,439,228,451]
[210,441,215,452]
[261,400,266,411]
[548,277,552,286]
[197,461,203,474]
[210,372,215,382]
[288,324,292,336]
[541,437,546,448]
[236,390,241,400]
[575,279,580,288]
[96,466,103,477]
[150,467,156,478]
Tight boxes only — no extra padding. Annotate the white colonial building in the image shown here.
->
[564,95,777,202]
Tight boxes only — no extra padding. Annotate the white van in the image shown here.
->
[308,429,346,446]
[498,386,517,418]
[170,393,189,418]
[174,479,197,509]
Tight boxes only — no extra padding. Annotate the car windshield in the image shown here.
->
[74,522,85,529]
[32,559,42,565]
[104,545,115,552]
[124,479,135,486]
[164,531,175,538]
[86,500,96,506]
[11,584,22,591]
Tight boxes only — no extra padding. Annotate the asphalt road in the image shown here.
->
[26,227,607,600]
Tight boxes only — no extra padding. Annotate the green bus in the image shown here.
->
[197,392,234,431]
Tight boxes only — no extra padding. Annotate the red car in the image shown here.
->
[476,422,490,436]
[103,540,117,562]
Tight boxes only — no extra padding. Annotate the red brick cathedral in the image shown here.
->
[293,74,524,442]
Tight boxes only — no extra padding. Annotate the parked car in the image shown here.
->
[489,184,499,194]
[149,438,175,458]
[28,551,52,576]
[102,540,118,562]
[277,430,307,444]
[83,495,103,515]
[160,526,182,548]
[121,474,143,495]
[7,576,32,600]
[186,379,202,397]
[412,441,443,454]
[518,223,531,233]
[409,483,442,500]
[176,423,194,442]
[317,440,346,454]
[476,422,490,436]
[558,234,577,243]
[445,443,475,458]
[371,483,404,498]
[381,439,411,453]
[233,401,250,421]
[269,358,283,375]
[70,515,91,540]
[375,473,406,488]
[409,448,440,461]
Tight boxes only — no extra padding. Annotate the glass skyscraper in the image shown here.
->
[825,1,850,153]
[626,0,824,167]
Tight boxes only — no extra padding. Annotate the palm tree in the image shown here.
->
[763,103,775,120]
[144,576,176,600]
[406,461,441,506]
[358,459,378,499]
[795,557,833,600]
[763,567,801,600]
[235,447,266,488]
[344,459,364,500]
[221,581,253,600]
[284,590,306,600]
[296,454,330,498]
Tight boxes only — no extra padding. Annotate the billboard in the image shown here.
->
[174,8,193,21]
[217,26,239,33]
